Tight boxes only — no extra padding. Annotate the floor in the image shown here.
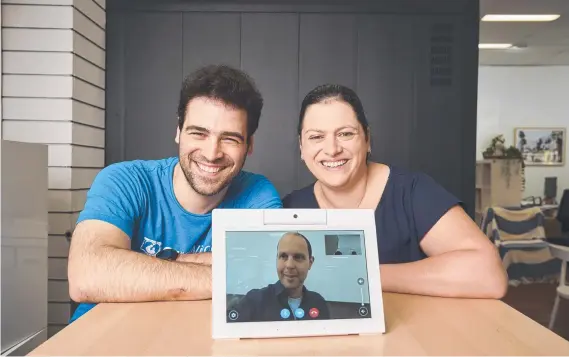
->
[502,282,569,341]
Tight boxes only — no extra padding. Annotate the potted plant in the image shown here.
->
[482,135,506,158]
[482,135,525,189]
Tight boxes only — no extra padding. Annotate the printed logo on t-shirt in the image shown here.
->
[141,237,162,256]
[189,244,211,253]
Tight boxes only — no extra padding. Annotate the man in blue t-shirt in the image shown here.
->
[67,65,282,322]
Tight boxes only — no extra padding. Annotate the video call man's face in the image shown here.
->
[276,234,313,293]
[175,97,253,196]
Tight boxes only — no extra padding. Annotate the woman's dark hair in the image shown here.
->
[177,64,263,141]
[297,84,369,140]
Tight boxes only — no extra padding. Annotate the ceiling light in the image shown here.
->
[481,14,560,22]
[479,43,513,49]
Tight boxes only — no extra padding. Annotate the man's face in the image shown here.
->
[276,233,313,291]
[175,97,253,196]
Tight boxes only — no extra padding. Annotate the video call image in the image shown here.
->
[225,230,372,323]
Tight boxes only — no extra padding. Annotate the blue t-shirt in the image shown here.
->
[70,157,282,322]
[282,165,462,264]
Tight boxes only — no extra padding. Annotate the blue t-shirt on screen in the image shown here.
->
[70,156,282,322]
[282,165,463,264]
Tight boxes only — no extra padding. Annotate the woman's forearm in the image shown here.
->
[380,248,507,299]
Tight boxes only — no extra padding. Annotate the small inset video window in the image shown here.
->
[324,234,362,256]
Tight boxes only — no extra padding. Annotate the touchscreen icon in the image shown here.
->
[357,278,365,285]
[309,308,319,318]
[358,306,369,317]
[280,308,291,319]
[228,310,239,321]
[294,308,305,319]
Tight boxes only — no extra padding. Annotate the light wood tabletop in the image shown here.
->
[29,292,569,356]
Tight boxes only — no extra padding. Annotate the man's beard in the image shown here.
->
[179,153,243,197]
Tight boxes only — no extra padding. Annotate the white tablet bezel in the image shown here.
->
[211,208,385,339]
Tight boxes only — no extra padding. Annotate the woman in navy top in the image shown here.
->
[283,84,507,299]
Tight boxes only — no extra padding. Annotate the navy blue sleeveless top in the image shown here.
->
[282,166,462,264]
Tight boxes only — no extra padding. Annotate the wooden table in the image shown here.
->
[28,293,569,356]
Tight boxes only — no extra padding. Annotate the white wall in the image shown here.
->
[1,0,106,337]
[477,66,569,202]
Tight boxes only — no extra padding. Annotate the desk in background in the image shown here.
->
[28,293,569,356]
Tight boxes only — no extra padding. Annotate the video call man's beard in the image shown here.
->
[180,153,244,197]
[281,274,304,288]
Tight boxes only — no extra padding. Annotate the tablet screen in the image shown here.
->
[225,230,372,323]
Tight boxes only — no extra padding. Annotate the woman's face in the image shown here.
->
[299,99,369,189]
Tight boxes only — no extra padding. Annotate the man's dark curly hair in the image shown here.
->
[177,64,263,141]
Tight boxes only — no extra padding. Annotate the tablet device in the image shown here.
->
[211,208,385,339]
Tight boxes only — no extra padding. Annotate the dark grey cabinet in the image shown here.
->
[106,0,478,217]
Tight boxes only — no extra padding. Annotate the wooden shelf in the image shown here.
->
[475,159,523,222]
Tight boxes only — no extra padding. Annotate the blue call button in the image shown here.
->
[280,308,291,319]
[294,308,305,319]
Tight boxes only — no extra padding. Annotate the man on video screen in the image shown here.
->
[227,232,330,322]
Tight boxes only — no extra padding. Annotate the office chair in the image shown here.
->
[556,189,569,234]
[482,206,563,283]
[544,177,558,205]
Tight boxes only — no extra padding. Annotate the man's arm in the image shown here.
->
[176,252,212,265]
[68,219,212,303]
[380,206,508,299]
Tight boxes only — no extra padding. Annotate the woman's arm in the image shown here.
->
[380,206,508,299]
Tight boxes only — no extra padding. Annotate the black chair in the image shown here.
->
[544,177,558,205]
[546,189,569,247]
[556,189,569,236]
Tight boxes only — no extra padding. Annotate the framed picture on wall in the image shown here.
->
[513,127,565,166]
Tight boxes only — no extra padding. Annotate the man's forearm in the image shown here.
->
[69,247,211,303]
[380,249,507,299]
[176,252,211,265]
